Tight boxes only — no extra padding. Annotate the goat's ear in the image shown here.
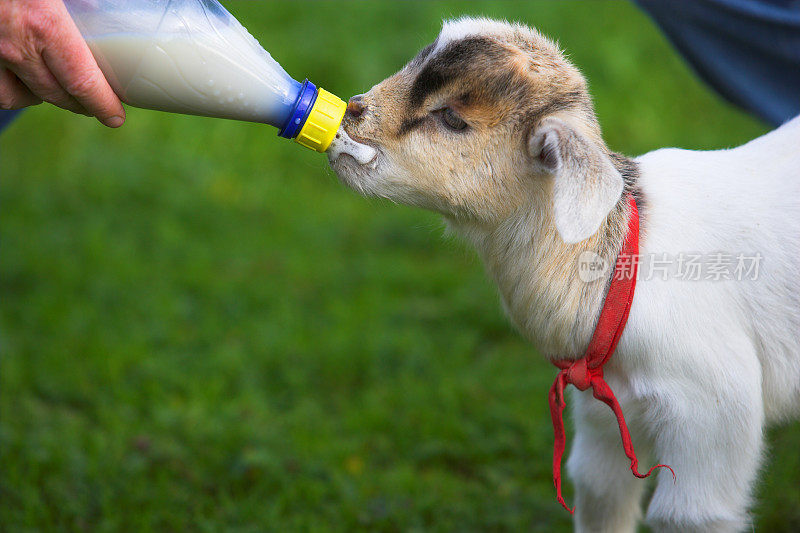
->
[528,117,624,243]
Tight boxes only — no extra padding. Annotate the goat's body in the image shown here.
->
[568,116,800,532]
[632,115,800,421]
[453,117,800,532]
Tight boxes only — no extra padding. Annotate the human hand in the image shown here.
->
[0,0,124,127]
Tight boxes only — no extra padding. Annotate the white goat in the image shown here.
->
[328,17,800,532]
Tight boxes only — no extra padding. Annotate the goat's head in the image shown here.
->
[329,17,625,243]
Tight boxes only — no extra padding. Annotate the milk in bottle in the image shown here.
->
[64,0,347,152]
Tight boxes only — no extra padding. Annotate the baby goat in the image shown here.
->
[328,17,800,533]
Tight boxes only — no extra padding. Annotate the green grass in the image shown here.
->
[2,1,798,531]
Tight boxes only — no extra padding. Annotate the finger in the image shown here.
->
[7,58,90,115]
[0,67,43,109]
[41,2,125,127]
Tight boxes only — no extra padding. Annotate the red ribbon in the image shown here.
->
[549,194,675,514]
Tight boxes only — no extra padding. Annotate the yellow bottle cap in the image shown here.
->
[294,88,346,153]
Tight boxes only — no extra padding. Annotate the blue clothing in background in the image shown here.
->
[0,109,22,133]
[635,0,800,126]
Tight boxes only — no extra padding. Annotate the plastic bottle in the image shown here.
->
[64,0,346,152]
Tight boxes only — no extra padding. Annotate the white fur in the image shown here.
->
[435,17,522,54]
[570,116,800,532]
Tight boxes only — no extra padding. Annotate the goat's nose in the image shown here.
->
[346,95,366,119]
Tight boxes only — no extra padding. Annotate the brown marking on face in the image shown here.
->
[397,115,427,136]
[408,37,513,107]
[397,38,572,138]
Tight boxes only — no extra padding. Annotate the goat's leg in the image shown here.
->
[644,355,764,533]
[567,392,648,533]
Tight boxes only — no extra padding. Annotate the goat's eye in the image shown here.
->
[440,107,468,131]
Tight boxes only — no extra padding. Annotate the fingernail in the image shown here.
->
[106,115,124,128]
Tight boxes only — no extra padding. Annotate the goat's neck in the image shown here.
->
[451,185,633,359]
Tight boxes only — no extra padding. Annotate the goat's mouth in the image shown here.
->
[327,129,384,197]
[344,129,374,149]
[327,128,379,166]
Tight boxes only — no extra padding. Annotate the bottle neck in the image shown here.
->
[278,79,318,139]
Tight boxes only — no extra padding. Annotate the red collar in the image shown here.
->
[549,194,674,514]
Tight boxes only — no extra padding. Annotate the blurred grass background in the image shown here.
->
[2,1,798,531]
